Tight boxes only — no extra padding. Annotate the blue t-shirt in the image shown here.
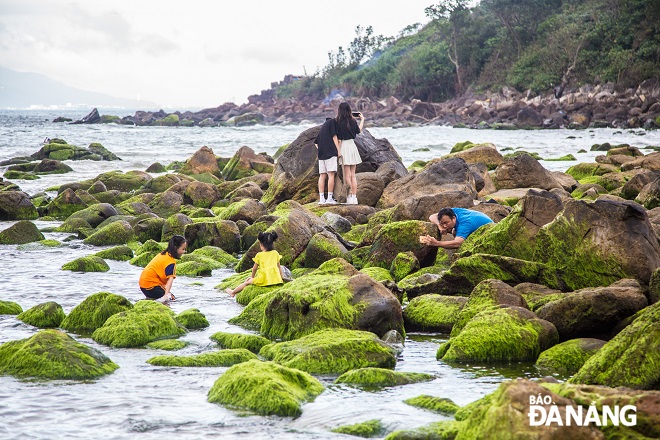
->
[453,208,494,239]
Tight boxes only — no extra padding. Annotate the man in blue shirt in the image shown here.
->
[419,207,494,249]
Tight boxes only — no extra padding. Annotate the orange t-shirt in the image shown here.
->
[139,252,177,289]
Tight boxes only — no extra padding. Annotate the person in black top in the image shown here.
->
[335,102,364,204]
[314,117,341,204]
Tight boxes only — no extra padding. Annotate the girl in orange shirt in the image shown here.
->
[139,235,187,302]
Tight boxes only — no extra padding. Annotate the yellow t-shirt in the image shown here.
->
[252,250,283,286]
[139,252,176,289]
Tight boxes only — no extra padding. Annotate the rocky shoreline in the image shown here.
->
[1,125,659,438]
[62,77,660,130]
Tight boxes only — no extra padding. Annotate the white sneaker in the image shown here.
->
[318,197,326,205]
[348,195,358,205]
[325,196,337,205]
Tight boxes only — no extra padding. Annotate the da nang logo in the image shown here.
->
[528,394,637,427]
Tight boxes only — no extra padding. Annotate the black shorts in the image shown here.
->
[141,286,166,299]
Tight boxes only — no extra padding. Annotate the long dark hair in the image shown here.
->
[257,231,278,251]
[336,102,354,133]
[162,235,187,258]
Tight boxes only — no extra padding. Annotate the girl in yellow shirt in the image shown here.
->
[226,231,283,297]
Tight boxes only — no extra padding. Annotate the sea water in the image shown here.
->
[0,110,658,439]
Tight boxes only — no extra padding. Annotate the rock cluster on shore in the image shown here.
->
[61,77,660,130]
[1,124,659,436]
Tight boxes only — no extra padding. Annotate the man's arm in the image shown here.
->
[419,235,464,249]
[334,135,342,156]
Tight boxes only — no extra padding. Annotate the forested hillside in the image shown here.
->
[275,0,660,102]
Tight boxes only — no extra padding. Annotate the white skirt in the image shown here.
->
[340,139,362,166]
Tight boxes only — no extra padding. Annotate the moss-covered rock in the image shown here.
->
[228,290,278,330]
[92,301,187,348]
[403,395,461,416]
[293,230,349,269]
[62,256,110,272]
[219,271,281,306]
[403,294,468,333]
[438,306,558,363]
[0,191,39,220]
[83,220,135,246]
[94,245,134,261]
[259,328,396,374]
[64,203,119,228]
[147,349,256,367]
[514,283,565,312]
[535,338,605,376]
[0,300,22,315]
[0,329,118,380]
[359,267,394,282]
[175,308,209,329]
[331,419,386,438]
[390,251,420,282]
[209,332,271,353]
[335,367,433,390]
[362,220,438,270]
[569,301,660,389]
[385,420,463,440]
[565,162,619,181]
[60,292,133,334]
[146,339,190,350]
[257,259,404,341]
[17,301,65,328]
[207,359,324,417]
[0,220,44,244]
[190,246,238,268]
[176,259,216,276]
[184,220,241,253]
[43,188,88,219]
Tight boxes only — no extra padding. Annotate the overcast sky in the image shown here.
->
[0,0,434,108]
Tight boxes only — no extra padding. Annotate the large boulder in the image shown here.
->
[183,180,222,208]
[0,191,38,220]
[184,220,241,253]
[17,302,65,328]
[92,301,187,348]
[65,203,118,228]
[0,220,44,244]
[222,146,274,181]
[494,153,563,190]
[360,220,438,269]
[377,158,477,209]
[0,330,118,380]
[217,199,267,224]
[635,176,660,209]
[621,151,660,171]
[180,146,221,177]
[536,279,648,340]
[569,301,660,390]
[437,306,558,363]
[620,170,660,199]
[207,359,323,417]
[294,230,349,269]
[234,259,404,341]
[535,338,606,376]
[42,188,87,219]
[444,145,504,170]
[60,292,133,334]
[83,220,135,246]
[259,328,396,374]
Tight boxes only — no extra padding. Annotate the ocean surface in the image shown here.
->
[1,110,659,439]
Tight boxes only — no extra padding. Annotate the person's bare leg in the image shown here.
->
[350,165,358,200]
[327,172,335,194]
[318,173,326,196]
[226,277,253,297]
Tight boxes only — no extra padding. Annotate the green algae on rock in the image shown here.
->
[331,419,386,438]
[335,367,433,390]
[228,291,277,331]
[385,421,464,440]
[146,339,190,351]
[403,395,460,416]
[207,359,324,417]
[403,294,467,333]
[0,220,44,244]
[0,329,118,380]
[259,328,396,375]
[438,306,558,363]
[83,220,135,246]
[209,332,271,354]
[359,266,394,282]
[92,301,187,348]
[190,246,238,268]
[390,251,420,282]
[362,220,438,270]
[0,300,22,315]
[175,308,209,330]
[535,338,605,376]
[569,301,660,390]
[147,348,256,367]
[62,256,110,272]
[17,301,65,328]
[60,291,133,334]
[94,245,134,261]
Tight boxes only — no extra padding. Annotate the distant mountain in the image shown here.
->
[0,66,157,109]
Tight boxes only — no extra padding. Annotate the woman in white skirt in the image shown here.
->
[336,102,364,204]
